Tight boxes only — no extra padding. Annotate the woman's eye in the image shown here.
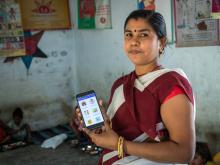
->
[125,33,132,39]
[139,33,148,38]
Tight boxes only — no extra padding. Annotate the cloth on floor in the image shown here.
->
[41,133,67,149]
[31,123,76,145]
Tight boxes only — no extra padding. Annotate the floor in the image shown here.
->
[0,141,99,165]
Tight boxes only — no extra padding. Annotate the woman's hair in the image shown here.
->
[124,10,167,40]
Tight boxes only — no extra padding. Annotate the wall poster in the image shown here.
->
[0,0,26,57]
[174,0,220,47]
[19,0,71,30]
[78,0,112,29]
[137,0,174,44]
[138,0,156,10]
[211,0,220,19]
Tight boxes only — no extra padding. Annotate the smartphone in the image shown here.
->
[76,90,104,129]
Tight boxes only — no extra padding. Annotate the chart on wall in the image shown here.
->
[211,0,220,19]
[137,0,156,10]
[19,0,71,30]
[174,0,220,47]
[0,0,26,57]
[78,0,112,29]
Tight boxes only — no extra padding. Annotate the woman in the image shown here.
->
[75,10,196,165]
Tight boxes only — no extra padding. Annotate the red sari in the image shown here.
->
[100,68,195,165]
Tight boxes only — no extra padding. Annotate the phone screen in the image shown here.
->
[76,91,104,129]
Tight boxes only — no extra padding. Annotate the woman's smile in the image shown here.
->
[128,49,143,55]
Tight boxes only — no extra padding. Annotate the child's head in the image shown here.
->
[190,142,212,165]
[12,107,23,126]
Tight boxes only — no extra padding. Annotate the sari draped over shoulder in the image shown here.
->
[100,68,195,165]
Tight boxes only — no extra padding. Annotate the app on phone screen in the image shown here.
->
[77,93,104,127]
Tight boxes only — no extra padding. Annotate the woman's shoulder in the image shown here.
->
[146,68,192,95]
[154,68,189,82]
[166,68,191,85]
[161,68,195,105]
[151,68,194,103]
[167,68,188,78]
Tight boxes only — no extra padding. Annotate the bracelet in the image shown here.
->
[117,136,124,159]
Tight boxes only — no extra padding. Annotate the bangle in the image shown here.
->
[118,136,124,159]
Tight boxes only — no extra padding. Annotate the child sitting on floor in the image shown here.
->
[7,107,32,143]
[189,141,212,165]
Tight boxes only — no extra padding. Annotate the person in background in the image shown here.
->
[189,142,212,165]
[7,107,32,143]
[75,9,195,165]
[0,119,11,144]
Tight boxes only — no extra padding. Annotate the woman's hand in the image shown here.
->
[83,119,119,151]
[74,107,84,131]
[82,100,119,151]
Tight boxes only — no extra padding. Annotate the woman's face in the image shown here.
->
[124,18,162,67]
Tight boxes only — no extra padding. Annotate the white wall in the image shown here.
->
[0,1,77,130]
[74,0,220,153]
[163,45,220,153]
[74,0,135,98]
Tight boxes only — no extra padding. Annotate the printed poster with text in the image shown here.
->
[137,0,174,43]
[19,0,71,30]
[174,0,220,47]
[0,0,26,57]
[78,0,112,29]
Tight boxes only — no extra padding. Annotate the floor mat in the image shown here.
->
[31,123,77,145]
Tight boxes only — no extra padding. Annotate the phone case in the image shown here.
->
[76,90,104,130]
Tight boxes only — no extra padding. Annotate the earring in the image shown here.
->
[159,48,164,55]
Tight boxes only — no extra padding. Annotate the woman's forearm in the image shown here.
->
[123,139,195,163]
